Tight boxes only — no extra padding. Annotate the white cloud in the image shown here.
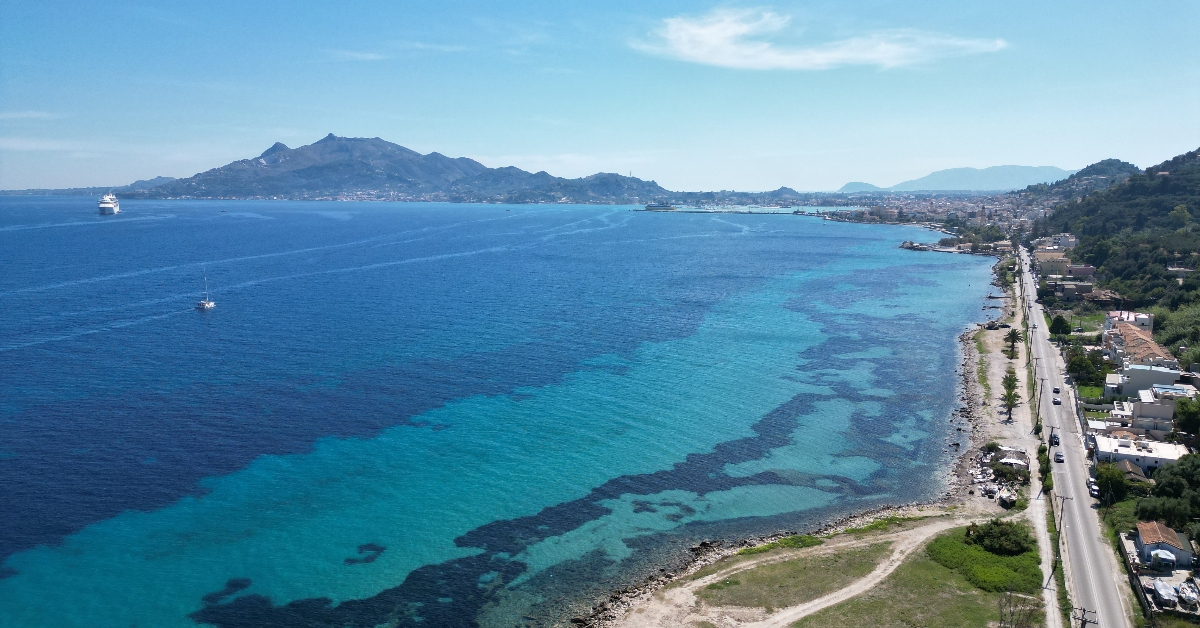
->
[0,111,62,120]
[635,9,1006,70]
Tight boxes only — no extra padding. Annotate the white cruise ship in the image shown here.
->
[98,194,120,215]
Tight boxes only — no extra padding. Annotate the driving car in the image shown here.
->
[1054,451,1064,463]
[1052,397,1062,405]
[1053,386,1060,394]
[1051,434,1060,446]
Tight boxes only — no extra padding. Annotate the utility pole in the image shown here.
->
[1071,607,1097,627]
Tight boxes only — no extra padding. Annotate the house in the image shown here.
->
[1044,280,1093,301]
[1051,233,1078,249]
[1095,434,1189,475]
[1066,264,1096,278]
[1042,258,1070,275]
[1116,459,1150,484]
[1105,311,1154,333]
[1136,521,1192,568]
[1120,388,1180,436]
[1105,324,1177,370]
[1109,365,1182,398]
[1035,250,1066,264]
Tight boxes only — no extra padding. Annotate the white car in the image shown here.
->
[1054,451,1065,463]
[1052,397,1062,405]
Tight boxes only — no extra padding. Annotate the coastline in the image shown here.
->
[580,260,1005,628]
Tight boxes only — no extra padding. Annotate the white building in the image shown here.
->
[1095,434,1189,476]
[1051,233,1078,249]
[1105,311,1154,333]
[1117,365,1182,396]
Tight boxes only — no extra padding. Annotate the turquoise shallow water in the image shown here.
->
[0,198,994,626]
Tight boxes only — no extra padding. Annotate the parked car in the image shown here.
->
[1090,486,1101,498]
[1054,451,1065,463]
[1052,397,1062,405]
[1053,386,1060,394]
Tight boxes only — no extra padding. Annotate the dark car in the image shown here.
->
[1053,386,1060,394]
[1052,397,1062,405]
[1051,434,1060,446]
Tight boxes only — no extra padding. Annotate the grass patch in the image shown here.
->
[1046,495,1072,626]
[843,516,925,536]
[697,542,891,610]
[978,357,991,399]
[926,528,1043,593]
[974,328,988,355]
[738,534,823,555]
[1077,385,1104,399]
[792,546,1019,628]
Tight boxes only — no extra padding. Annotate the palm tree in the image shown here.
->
[1004,328,1022,358]
[1002,366,1021,420]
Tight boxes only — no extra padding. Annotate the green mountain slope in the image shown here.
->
[1035,147,1200,367]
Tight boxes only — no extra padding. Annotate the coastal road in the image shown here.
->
[1019,249,1132,628]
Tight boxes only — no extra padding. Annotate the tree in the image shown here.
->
[1049,315,1071,335]
[1095,463,1128,505]
[1002,366,1020,420]
[1170,204,1192,229]
[966,518,1036,556]
[1176,398,1200,435]
[1137,454,1200,528]
[1004,328,1022,357]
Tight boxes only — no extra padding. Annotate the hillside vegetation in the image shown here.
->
[1034,147,1200,367]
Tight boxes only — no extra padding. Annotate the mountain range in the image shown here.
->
[3,134,1086,202]
[125,134,673,204]
[839,165,1078,193]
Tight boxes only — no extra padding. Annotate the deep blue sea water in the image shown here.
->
[0,197,994,627]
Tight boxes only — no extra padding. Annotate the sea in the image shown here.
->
[0,197,995,627]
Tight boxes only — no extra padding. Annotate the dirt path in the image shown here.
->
[618,516,966,628]
[744,518,961,628]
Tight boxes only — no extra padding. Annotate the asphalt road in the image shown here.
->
[1020,249,1131,628]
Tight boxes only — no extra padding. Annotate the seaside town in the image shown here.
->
[604,156,1200,628]
[4,4,1199,626]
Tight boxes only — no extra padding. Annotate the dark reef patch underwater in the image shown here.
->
[0,198,992,626]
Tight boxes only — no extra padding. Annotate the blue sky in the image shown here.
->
[2,1,1198,191]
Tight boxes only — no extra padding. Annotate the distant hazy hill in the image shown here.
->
[840,165,1077,193]
[836,182,885,193]
[133,135,672,203]
[0,176,176,196]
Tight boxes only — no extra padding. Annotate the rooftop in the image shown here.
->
[1095,434,1189,460]
[1138,521,1185,551]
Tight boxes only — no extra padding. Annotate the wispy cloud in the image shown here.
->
[0,111,63,120]
[635,9,1006,70]
[326,41,468,62]
[327,49,388,61]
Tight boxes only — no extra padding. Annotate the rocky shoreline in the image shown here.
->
[574,265,1007,627]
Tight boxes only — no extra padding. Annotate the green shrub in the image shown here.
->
[738,534,823,555]
[967,519,1036,556]
[927,527,1042,593]
[844,516,923,535]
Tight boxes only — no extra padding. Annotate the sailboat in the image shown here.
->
[196,271,216,310]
